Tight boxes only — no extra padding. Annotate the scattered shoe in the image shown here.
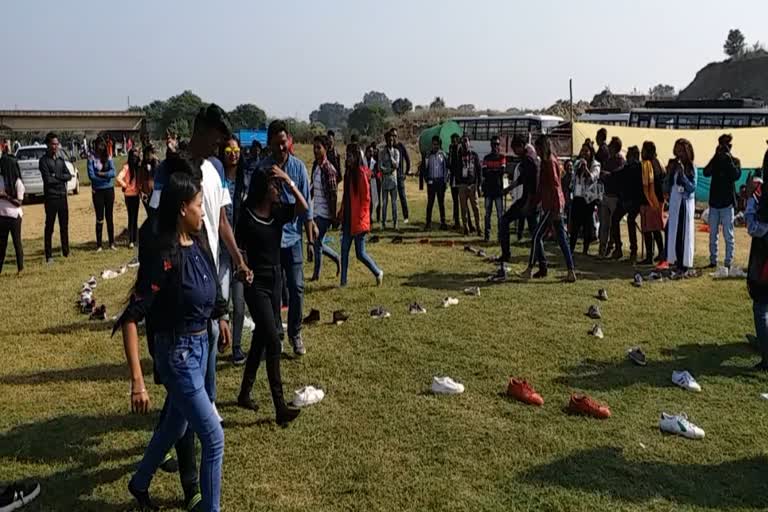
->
[659,412,705,440]
[0,481,41,512]
[589,324,604,339]
[408,303,427,315]
[596,289,608,301]
[86,276,97,288]
[369,235,380,244]
[303,309,321,325]
[632,273,643,288]
[332,310,349,325]
[564,270,577,283]
[232,347,247,366]
[567,393,611,419]
[656,260,670,271]
[464,245,477,254]
[81,299,96,314]
[506,378,544,406]
[370,306,391,319]
[586,305,602,320]
[710,266,730,279]
[293,386,325,407]
[89,305,107,321]
[477,249,487,258]
[291,336,306,356]
[431,376,465,395]
[672,370,702,392]
[628,347,647,366]
[243,315,255,332]
[647,271,663,282]
[684,269,700,279]
[729,266,747,278]
[127,257,140,268]
[442,297,459,308]
[464,286,481,297]
[391,236,404,244]
[276,404,302,427]
[101,266,127,280]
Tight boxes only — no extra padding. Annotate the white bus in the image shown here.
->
[452,114,565,157]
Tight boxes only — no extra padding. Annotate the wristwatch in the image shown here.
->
[288,179,296,189]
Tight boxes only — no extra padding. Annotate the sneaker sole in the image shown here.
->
[0,483,41,512]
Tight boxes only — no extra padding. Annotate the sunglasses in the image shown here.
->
[224,147,240,155]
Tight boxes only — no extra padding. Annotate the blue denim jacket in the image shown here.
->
[87,157,116,190]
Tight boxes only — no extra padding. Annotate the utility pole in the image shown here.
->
[569,78,574,123]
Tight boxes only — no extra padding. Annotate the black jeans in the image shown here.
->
[426,181,447,227]
[0,216,23,273]
[569,198,595,254]
[611,203,639,256]
[499,203,536,261]
[93,187,115,248]
[451,186,461,227]
[125,195,140,245]
[44,196,69,260]
[397,177,409,220]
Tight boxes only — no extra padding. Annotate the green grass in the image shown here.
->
[2,146,768,511]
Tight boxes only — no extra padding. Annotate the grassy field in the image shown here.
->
[2,145,768,511]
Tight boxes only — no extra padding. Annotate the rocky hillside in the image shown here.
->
[679,53,768,100]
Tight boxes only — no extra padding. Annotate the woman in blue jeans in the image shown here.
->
[309,134,341,281]
[338,144,383,287]
[117,170,231,512]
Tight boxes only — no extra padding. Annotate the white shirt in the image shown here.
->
[0,176,24,218]
[312,164,331,220]
[200,159,231,270]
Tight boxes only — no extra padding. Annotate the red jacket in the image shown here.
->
[537,156,565,212]
[338,166,372,236]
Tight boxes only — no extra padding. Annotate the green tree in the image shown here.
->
[359,91,392,113]
[456,104,475,113]
[429,97,446,110]
[228,104,267,131]
[724,29,746,58]
[649,84,676,99]
[158,90,205,139]
[309,102,350,130]
[391,98,413,116]
[347,105,388,137]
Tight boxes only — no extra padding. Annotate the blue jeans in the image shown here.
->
[340,231,382,286]
[381,187,398,228]
[709,206,735,267]
[132,332,224,512]
[529,210,574,271]
[278,241,304,341]
[312,216,340,279]
[753,301,768,361]
[484,195,503,241]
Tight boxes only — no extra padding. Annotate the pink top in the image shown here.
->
[0,176,24,218]
[117,164,139,196]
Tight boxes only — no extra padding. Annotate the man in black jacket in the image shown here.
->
[610,146,643,263]
[39,132,72,263]
[704,134,742,270]
[390,128,411,223]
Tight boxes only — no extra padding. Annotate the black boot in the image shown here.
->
[639,233,654,265]
[237,350,261,412]
[265,356,301,426]
[533,265,548,279]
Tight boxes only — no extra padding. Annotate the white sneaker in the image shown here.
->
[408,303,427,315]
[293,386,325,407]
[86,276,97,288]
[211,402,223,423]
[370,306,391,319]
[659,412,705,439]
[463,286,481,297]
[672,370,702,392]
[711,267,730,279]
[376,271,384,287]
[243,315,255,332]
[101,269,120,279]
[431,376,465,395]
[729,266,747,278]
[442,297,459,308]
[403,218,409,224]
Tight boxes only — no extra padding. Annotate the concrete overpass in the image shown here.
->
[0,110,145,134]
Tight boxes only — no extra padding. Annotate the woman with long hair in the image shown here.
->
[88,136,117,251]
[117,167,230,512]
[0,146,25,273]
[639,141,666,265]
[236,167,304,426]
[309,134,341,281]
[338,143,383,287]
[665,139,697,272]
[139,144,157,214]
[117,148,141,248]
[522,135,576,283]
[569,143,601,255]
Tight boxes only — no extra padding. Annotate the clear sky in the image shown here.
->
[2,0,767,119]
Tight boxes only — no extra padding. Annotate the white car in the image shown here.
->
[15,145,80,198]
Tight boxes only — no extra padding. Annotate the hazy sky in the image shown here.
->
[2,0,767,119]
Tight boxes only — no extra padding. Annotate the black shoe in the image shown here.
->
[159,452,179,473]
[184,490,203,512]
[276,405,301,427]
[391,236,404,244]
[439,224,449,231]
[425,223,432,231]
[232,346,247,366]
[332,310,349,325]
[369,235,380,244]
[303,309,320,325]
[638,257,654,266]
[610,250,623,260]
[706,262,717,269]
[533,268,548,279]
[128,479,159,511]
[628,253,637,265]
[237,394,260,412]
[0,481,41,511]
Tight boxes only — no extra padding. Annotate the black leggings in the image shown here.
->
[569,198,594,253]
[125,195,140,245]
[93,188,115,248]
[0,216,23,273]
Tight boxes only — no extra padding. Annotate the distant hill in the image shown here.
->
[679,53,768,101]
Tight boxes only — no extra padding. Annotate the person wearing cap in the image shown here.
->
[704,134,742,271]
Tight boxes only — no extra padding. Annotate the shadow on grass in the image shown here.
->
[0,358,153,386]
[39,319,115,336]
[555,342,762,392]
[522,446,768,509]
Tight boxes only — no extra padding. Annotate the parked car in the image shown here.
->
[15,145,80,197]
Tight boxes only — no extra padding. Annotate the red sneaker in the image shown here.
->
[655,260,670,271]
[567,394,611,419]
[506,378,544,406]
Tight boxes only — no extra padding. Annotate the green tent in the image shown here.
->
[418,121,462,156]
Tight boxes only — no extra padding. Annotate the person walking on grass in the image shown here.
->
[456,135,482,236]
[309,135,341,281]
[482,135,506,242]
[664,139,697,272]
[39,132,71,264]
[423,135,449,231]
[497,135,538,266]
[338,143,384,287]
[117,170,231,512]
[117,148,141,248]
[256,120,314,356]
[704,134,742,272]
[88,136,117,252]
[521,135,576,283]
[235,165,304,425]
[639,141,666,265]
[598,136,625,258]
[326,130,343,182]
[0,141,24,274]
[379,130,401,231]
[366,144,379,221]
[569,143,601,255]
[745,175,768,371]
[390,128,411,223]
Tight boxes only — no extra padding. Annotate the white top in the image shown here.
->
[312,164,331,220]
[0,176,24,218]
[200,159,231,270]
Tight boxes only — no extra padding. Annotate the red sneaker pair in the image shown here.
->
[506,378,611,419]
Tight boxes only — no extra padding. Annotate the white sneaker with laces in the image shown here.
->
[659,412,705,439]
[729,266,747,278]
[293,386,325,407]
[442,297,459,308]
[672,370,702,392]
[211,402,223,423]
[711,267,730,279]
[431,376,465,395]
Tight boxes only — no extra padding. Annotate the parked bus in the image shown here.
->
[628,99,768,130]
[452,114,564,157]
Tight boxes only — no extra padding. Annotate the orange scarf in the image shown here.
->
[641,160,661,211]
